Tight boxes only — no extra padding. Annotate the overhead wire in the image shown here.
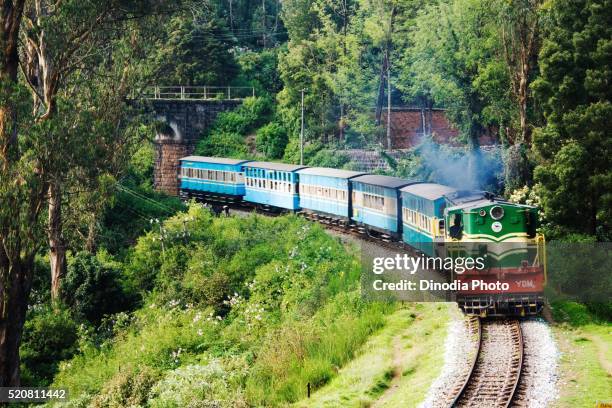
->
[115,183,178,215]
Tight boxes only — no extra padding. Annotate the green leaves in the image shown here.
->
[256,122,288,159]
[532,0,611,237]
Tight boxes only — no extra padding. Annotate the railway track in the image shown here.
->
[449,318,524,408]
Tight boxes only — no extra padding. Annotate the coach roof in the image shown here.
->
[401,183,457,200]
[180,156,252,165]
[351,174,418,189]
[297,167,366,179]
[244,161,309,172]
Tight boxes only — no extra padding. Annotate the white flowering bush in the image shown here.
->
[148,362,246,408]
[508,185,540,207]
[508,185,546,223]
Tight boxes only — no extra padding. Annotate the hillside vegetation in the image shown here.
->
[46,206,395,406]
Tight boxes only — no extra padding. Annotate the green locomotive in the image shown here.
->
[444,191,546,317]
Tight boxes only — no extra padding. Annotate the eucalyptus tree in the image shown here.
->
[496,0,542,146]
[20,0,185,302]
[0,0,182,386]
[0,0,42,387]
[493,0,543,189]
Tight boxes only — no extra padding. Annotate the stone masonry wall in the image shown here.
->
[151,99,242,195]
[154,142,193,196]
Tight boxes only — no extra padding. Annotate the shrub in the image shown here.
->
[239,96,273,129]
[255,122,288,159]
[99,180,185,255]
[551,301,593,326]
[129,142,156,184]
[20,306,78,386]
[62,251,133,323]
[210,97,273,136]
[214,111,252,135]
[307,149,351,168]
[148,362,247,408]
[52,209,393,406]
[90,365,160,408]
[282,139,323,164]
[195,132,248,158]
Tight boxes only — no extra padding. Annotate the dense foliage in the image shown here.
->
[50,206,391,406]
[255,122,288,159]
[532,0,611,238]
[195,96,274,158]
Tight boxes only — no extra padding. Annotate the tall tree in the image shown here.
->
[496,0,542,146]
[493,0,543,189]
[532,0,611,237]
[404,0,493,148]
[152,8,239,86]
[21,0,182,301]
[0,0,180,385]
[21,0,128,301]
[0,0,43,387]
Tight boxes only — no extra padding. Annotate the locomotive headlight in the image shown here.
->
[479,209,486,217]
[490,205,504,220]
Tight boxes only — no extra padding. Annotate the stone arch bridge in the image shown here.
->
[144,86,253,195]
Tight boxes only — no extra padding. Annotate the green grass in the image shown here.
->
[293,303,455,407]
[244,292,393,406]
[552,323,612,408]
[48,210,401,407]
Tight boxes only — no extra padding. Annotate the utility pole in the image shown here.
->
[262,0,267,48]
[300,88,306,165]
[387,56,392,149]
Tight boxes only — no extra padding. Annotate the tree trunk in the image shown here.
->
[228,0,234,32]
[518,61,529,145]
[261,0,266,48]
[0,0,29,388]
[339,103,345,142]
[48,181,65,302]
[0,251,33,386]
[374,53,387,126]
[85,216,97,253]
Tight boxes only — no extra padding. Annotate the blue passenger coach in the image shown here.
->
[297,167,366,219]
[243,162,308,210]
[401,183,457,256]
[179,156,251,197]
[350,175,418,237]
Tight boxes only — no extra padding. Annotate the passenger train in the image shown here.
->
[178,156,547,317]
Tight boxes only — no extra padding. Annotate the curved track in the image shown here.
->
[451,319,523,408]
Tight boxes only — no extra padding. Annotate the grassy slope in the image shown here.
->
[49,210,401,407]
[294,303,453,407]
[553,323,612,407]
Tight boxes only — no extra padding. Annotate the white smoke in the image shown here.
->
[414,136,503,191]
